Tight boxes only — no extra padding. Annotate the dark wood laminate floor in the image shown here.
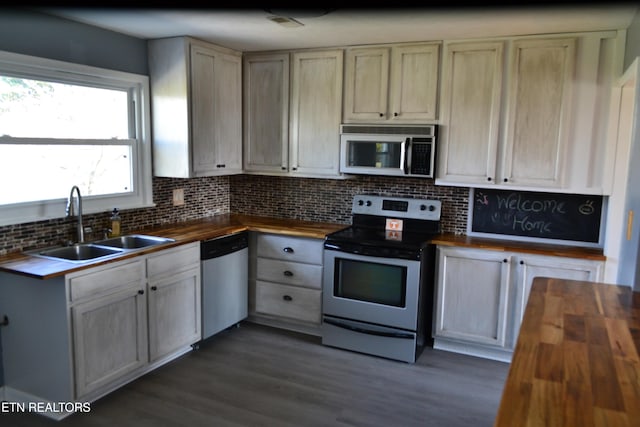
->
[1,322,509,427]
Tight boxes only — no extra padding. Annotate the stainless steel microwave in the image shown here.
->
[339,124,437,178]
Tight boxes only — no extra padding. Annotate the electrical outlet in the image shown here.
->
[173,188,185,206]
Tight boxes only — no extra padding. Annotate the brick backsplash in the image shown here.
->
[230,175,469,233]
[0,176,231,255]
[0,174,469,255]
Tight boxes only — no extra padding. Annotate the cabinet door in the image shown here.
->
[72,287,148,398]
[515,254,603,324]
[191,45,242,176]
[437,41,504,185]
[148,267,201,362]
[389,43,440,121]
[243,53,290,174]
[501,37,576,187]
[435,247,511,347]
[289,50,343,177]
[343,47,390,122]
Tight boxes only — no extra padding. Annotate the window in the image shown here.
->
[0,50,153,226]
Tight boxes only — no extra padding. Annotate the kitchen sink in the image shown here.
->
[95,234,175,249]
[29,235,175,263]
[32,243,125,262]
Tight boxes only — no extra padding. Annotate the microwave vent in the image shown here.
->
[340,124,435,136]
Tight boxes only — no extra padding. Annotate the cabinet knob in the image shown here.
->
[138,290,145,295]
[281,166,287,171]
[151,286,158,291]
[393,112,399,117]
[283,247,294,254]
[520,260,524,265]
[292,167,297,171]
[283,270,294,277]
[379,113,384,117]
[503,178,509,183]
[282,295,293,302]
[487,177,492,182]
[503,259,508,263]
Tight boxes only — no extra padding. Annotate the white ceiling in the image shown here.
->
[41,5,638,52]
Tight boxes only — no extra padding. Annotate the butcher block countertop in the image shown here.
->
[494,277,640,427]
[0,214,346,280]
[431,234,606,261]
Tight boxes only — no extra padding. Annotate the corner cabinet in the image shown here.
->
[437,31,624,194]
[243,49,344,178]
[343,43,440,123]
[149,36,242,178]
[434,245,604,362]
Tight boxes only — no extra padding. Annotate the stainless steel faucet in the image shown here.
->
[66,185,84,243]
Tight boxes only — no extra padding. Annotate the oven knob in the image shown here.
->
[420,204,427,211]
[358,200,364,206]
[366,200,372,206]
[429,205,436,212]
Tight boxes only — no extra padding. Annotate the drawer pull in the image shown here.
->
[283,295,293,302]
[283,247,294,254]
[138,290,145,295]
[151,286,158,291]
[283,270,294,277]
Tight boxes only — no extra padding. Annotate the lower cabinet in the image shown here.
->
[72,277,149,398]
[0,242,201,415]
[433,245,604,361]
[146,244,201,363]
[434,248,512,352]
[71,242,201,400]
[248,232,323,335]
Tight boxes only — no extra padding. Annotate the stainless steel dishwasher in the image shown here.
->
[200,231,249,340]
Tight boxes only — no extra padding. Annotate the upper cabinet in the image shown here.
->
[290,49,344,177]
[243,53,290,175]
[243,49,344,178]
[148,37,242,178]
[437,31,624,194]
[343,43,440,123]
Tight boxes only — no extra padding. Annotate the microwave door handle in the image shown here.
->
[402,138,411,174]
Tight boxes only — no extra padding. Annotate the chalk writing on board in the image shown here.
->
[472,189,602,243]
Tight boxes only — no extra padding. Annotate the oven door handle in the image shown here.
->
[323,318,414,339]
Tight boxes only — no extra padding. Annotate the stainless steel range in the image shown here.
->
[322,194,442,363]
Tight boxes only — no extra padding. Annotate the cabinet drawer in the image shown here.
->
[256,234,323,264]
[69,259,145,302]
[147,242,200,278]
[255,281,321,324]
[256,258,322,289]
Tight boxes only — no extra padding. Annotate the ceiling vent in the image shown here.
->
[267,15,304,28]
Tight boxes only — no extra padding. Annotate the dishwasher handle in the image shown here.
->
[201,232,248,260]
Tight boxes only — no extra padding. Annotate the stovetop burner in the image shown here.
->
[326,226,438,250]
[324,195,443,259]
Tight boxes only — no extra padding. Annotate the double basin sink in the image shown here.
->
[29,235,175,263]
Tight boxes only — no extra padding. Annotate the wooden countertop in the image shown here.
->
[494,277,640,427]
[431,233,606,261]
[0,214,346,280]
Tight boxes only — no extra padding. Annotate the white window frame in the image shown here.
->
[0,50,154,227]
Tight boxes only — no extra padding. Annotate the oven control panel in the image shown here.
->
[352,195,441,220]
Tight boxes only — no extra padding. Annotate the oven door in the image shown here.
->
[322,248,421,331]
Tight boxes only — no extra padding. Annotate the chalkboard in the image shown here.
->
[471,188,603,244]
